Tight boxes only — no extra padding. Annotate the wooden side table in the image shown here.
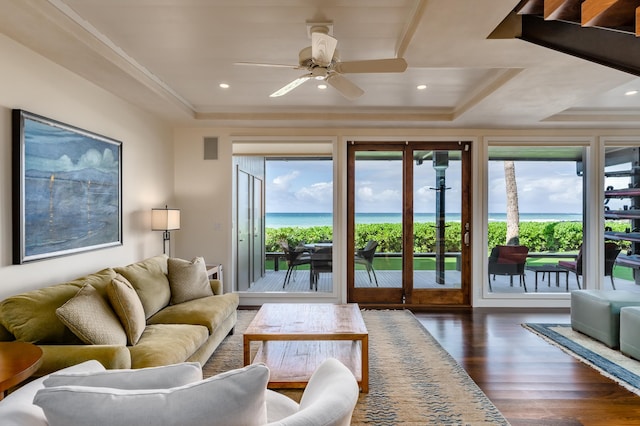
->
[0,341,43,399]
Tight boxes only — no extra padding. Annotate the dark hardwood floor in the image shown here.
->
[412,309,640,426]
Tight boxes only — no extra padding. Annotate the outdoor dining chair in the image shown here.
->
[488,245,529,292]
[355,240,379,286]
[280,241,311,288]
[558,242,620,289]
[310,246,332,291]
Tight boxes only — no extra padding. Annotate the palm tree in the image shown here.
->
[504,160,520,245]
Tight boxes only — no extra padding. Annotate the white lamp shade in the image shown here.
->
[151,208,180,231]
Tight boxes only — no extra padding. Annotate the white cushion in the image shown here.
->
[0,360,105,426]
[265,390,300,423]
[167,257,213,304]
[34,363,269,426]
[44,362,203,390]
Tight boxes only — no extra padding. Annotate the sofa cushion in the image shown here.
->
[44,362,203,389]
[114,255,171,319]
[0,268,115,343]
[147,293,239,334]
[107,274,146,345]
[167,257,214,304]
[56,284,127,346]
[33,364,269,426]
[38,345,131,375]
[128,324,209,369]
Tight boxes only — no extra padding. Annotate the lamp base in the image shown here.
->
[162,231,171,257]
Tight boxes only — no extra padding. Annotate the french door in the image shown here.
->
[347,141,472,308]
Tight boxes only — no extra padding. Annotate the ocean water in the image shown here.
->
[266,212,583,228]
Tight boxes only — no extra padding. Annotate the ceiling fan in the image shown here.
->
[235,23,408,100]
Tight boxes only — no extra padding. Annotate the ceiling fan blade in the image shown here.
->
[334,58,407,74]
[326,73,364,100]
[234,61,299,69]
[269,75,312,97]
[311,32,338,67]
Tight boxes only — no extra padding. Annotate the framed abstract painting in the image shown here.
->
[12,110,122,264]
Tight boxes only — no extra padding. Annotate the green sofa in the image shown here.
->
[0,255,239,376]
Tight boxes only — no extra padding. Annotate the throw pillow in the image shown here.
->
[113,255,171,318]
[107,274,146,345]
[44,362,203,390]
[167,257,213,304]
[56,284,127,346]
[34,363,269,426]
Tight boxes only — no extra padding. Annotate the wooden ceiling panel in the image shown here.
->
[516,0,544,14]
[544,0,584,22]
[582,0,640,28]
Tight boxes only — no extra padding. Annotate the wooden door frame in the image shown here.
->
[346,141,472,308]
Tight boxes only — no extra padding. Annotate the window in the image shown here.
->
[487,146,584,294]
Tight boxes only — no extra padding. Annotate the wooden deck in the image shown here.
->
[244,268,640,293]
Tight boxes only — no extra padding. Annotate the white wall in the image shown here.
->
[172,128,233,277]
[0,34,175,300]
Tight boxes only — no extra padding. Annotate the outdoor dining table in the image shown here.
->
[525,264,570,291]
[304,242,332,251]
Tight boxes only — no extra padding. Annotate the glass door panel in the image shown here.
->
[349,147,405,304]
[413,150,462,290]
[353,150,403,289]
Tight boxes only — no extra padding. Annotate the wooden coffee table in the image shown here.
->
[243,303,369,392]
[0,341,43,399]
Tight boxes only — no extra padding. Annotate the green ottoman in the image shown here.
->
[570,290,640,348]
[620,306,640,360]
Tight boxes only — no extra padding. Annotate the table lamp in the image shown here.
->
[151,205,180,256]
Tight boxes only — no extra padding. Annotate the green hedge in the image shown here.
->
[266,221,630,253]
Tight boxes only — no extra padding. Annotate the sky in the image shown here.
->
[265,158,589,214]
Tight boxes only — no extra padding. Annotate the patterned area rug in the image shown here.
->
[523,323,640,397]
[203,309,509,425]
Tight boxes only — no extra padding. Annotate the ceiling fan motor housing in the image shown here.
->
[298,46,339,68]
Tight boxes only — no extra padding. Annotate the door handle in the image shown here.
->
[463,222,470,246]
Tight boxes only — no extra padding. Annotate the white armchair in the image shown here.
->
[0,358,359,426]
[266,357,360,426]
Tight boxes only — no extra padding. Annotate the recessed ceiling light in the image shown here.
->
[318,84,327,90]
[625,90,638,96]
[417,84,427,90]
[219,83,230,89]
